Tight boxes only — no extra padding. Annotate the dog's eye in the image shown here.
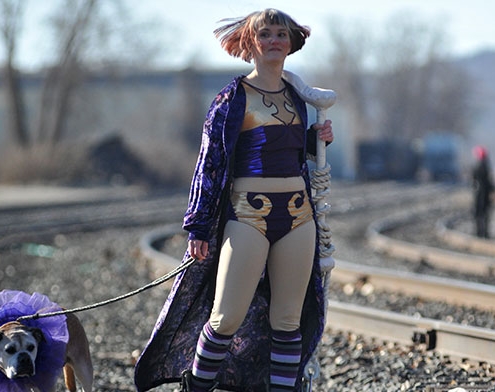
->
[5,345,16,355]
[26,344,35,352]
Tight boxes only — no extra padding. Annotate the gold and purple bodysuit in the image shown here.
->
[228,81,313,244]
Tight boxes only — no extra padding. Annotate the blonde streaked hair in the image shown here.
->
[214,8,311,63]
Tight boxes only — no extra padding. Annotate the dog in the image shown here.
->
[0,311,93,392]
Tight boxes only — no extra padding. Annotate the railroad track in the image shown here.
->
[329,260,495,364]
[367,210,495,276]
[334,190,495,367]
[138,221,495,368]
[2,182,494,390]
[326,181,458,217]
[0,191,188,248]
[437,213,495,257]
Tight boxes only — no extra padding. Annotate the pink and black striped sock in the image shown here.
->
[270,328,302,391]
[191,321,232,391]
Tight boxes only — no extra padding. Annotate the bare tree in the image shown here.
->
[35,0,167,144]
[373,12,463,140]
[36,0,97,143]
[324,11,471,143]
[420,59,471,134]
[0,0,28,146]
[0,0,166,148]
[323,18,373,141]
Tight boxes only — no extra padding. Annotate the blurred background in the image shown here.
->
[0,0,493,188]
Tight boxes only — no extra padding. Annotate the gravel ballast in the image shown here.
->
[1,183,495,391]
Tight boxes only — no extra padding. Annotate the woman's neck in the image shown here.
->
[245,63,285,91]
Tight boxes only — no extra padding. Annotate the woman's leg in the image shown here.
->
[267,220,316,391]
[191,220,270,390]
[188,322,233,391]
[210,220,270,333]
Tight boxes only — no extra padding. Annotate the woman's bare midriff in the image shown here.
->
[233,176,306,193]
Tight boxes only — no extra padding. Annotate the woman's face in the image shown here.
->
[252,23,292,64]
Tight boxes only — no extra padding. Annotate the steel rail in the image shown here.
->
[367,213,495,276]
[0,194,188,248]
[329,260,495,366]
[329,182,458,216]
[330,259,495,367]
[327,300,495,364]
[437,213,495,257]
[138,223,185,279]
[332,259,495,312]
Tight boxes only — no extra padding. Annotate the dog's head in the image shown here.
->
[0,321,45,379]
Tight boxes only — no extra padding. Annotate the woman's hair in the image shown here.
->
[214,9,311,63]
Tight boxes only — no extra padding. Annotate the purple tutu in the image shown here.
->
[0,290,69,392]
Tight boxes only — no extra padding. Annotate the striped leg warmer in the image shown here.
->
[270,328,302,391]
[191,322,233,391]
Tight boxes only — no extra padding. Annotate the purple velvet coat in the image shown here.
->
[135,76,325,392]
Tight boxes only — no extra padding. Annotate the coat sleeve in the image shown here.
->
[183,82,240,241]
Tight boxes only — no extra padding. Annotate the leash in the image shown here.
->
[16,256,196,322]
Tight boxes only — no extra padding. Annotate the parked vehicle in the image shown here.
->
[356,132,461,182]
[357,139,419,181]
[419,132,461,182]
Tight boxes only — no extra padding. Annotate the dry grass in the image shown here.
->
[0,139,196,188]
[0,143,89,185]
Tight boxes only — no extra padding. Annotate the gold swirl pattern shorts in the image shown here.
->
[227,189,313,245]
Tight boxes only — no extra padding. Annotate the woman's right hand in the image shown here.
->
[187,239,209,261]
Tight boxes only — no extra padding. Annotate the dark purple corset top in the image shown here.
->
[234,124,305,178]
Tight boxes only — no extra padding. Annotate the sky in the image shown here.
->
[14,0,495,71]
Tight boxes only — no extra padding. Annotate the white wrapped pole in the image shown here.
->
[283,70,336,270]
[282,70,336,391]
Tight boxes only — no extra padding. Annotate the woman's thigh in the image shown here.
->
[210,220,270,334]
[267,220,316,331]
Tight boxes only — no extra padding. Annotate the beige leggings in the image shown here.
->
[209,218,316,335]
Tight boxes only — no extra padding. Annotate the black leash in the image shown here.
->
[16,256,196,322]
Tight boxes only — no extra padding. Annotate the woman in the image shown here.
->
[135,9,334,392]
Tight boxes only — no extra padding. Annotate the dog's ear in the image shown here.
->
[29,327,46,344]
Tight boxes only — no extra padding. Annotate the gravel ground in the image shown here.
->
[1,183,495,391]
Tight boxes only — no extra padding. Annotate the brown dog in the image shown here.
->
[0,312,93,392]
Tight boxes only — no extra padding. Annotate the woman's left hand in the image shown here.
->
[312,119,334,143]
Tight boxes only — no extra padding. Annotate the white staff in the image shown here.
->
[283,70,336,391]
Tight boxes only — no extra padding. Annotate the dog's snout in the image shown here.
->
[14,352,35,377]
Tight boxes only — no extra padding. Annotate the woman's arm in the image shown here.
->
[183,78,245,244]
